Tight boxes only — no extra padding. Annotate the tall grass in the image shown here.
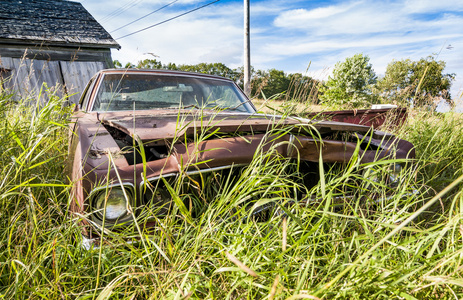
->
[1,87,463,299]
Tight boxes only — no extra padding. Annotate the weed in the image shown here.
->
[1,86,463,299]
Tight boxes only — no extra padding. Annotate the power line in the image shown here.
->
[100,0,135,22]
[101,0,142,22]
[100,0,144,24]
[111,0,179,34]
[115,0,220,40]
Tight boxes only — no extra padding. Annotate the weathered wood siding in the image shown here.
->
[60,61,105,104]
[0,57,64,104]
[0,57,105,104]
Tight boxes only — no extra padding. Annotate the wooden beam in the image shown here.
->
[0,45,112,63]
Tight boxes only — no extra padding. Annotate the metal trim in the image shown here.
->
[88,72,105,112]
[88,71,255,113]
[287,134,295,157]
[139,164,248,196]
[88,182,135,201]
[88,182,135,221]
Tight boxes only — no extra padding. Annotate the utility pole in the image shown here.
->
[243,0,251,97]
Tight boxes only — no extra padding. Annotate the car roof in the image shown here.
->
[97,69,235,82]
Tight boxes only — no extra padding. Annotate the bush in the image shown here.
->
[319,53,378,109]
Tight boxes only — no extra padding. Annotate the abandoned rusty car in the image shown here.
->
[68,69,415,237]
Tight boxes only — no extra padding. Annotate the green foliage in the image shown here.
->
[114,59,239,81]
[286,72,323,105]
[250,69,289,99]
[377,56,455,107]
[250,69,321,104]
[398,111,463,191]
[112,59,122,68]
[136,58,163,69]
[177,62,239,80]
[319,53,378,109]
[112,54,457,110]
[124,62,136,68]
[2,87,463,298]
[111,59,321,102]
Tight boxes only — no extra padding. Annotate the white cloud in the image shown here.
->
[110,14,243,66]
[404,0,463,13]
[80,0,244,66]
[274,1,359,26]
[258,33,462,59]
[81,0,463,105]
[273,0,463,36]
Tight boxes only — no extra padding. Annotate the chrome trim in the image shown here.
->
[185,164,248,176]
[88,73,105,112]
[88,182,135,201]
[140,173,178,192]
[89,71,255,113]
[97,69,236,82]
[81,235,98,250]
[139,164,248,196]
[88,182,135,221]
[80,188,421,250]
[81,233,156,250]
[287,134,295,157]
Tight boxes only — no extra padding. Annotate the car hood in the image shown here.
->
[95,110,374,143]
[73,109,414,174]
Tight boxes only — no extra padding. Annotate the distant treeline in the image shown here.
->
[113,59,321,103]
[114,54,455,109]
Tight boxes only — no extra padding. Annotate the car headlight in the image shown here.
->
[92,186,132,223]
[388,164,402,184]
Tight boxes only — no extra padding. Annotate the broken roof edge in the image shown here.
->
[0,37,121,50]
[0,0,121,50]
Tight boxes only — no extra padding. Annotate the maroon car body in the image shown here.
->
[68,69,414,236]
[306,107,408,128]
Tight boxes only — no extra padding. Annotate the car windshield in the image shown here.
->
[91,73,254,113]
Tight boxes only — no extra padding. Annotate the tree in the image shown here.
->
[250,69,291,99]
[110,60,321,102]
[111,60,134,68]
[113,60,122,68]
[377,56,455,107]
[124,62,136,68]
[319,53,377,108]
[175,62,238,80]
[287,73,322,104]
[136,59,163,69]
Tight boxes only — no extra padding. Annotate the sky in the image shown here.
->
[79,0,463,107]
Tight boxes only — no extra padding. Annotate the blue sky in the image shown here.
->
[79,0,463,105]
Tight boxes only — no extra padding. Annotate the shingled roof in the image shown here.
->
[0,0,120,49]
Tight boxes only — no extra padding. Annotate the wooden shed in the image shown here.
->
[0,0,120,104]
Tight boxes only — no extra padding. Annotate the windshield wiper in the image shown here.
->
[227,99,252,111]
[161,104,201,109]
[182,104,201,109]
